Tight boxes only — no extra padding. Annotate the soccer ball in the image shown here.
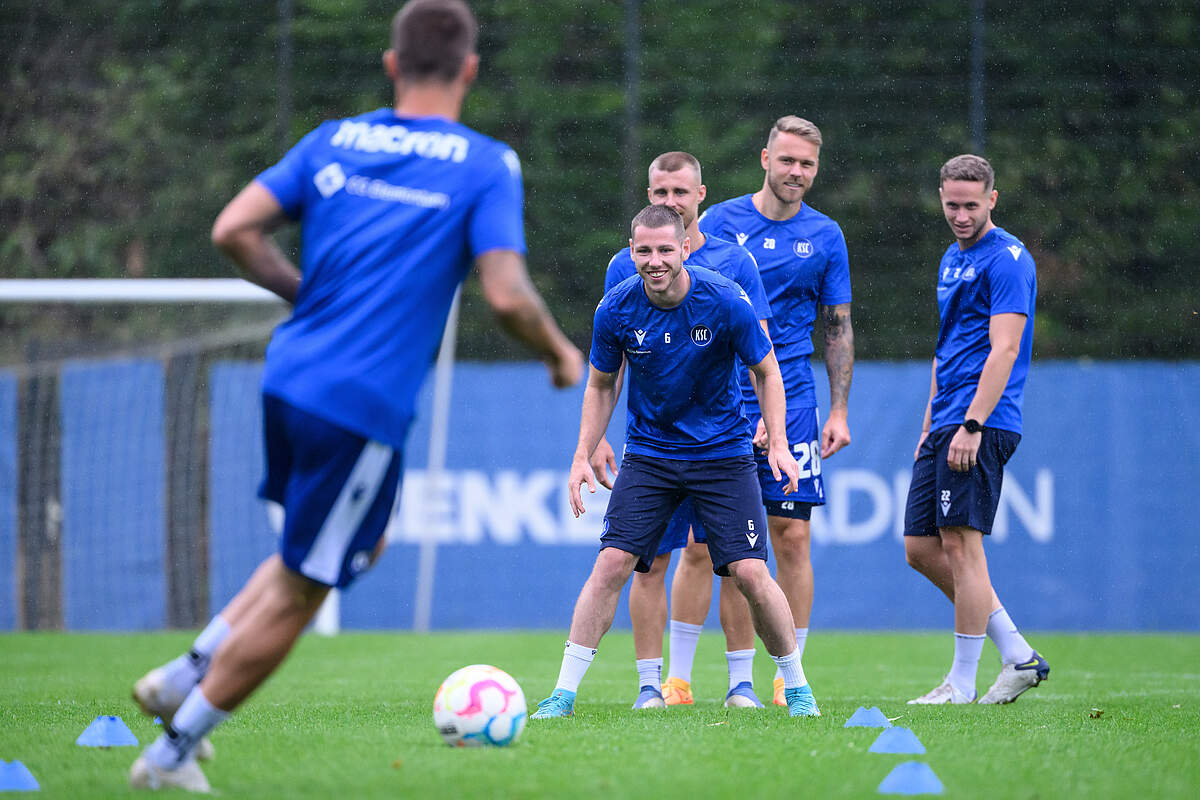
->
[432,664,527,747]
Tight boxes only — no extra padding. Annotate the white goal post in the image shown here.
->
[1,278,457,636]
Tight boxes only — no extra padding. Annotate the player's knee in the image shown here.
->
[680,541,710,569]
[594,547,638,588]
[726,558,769,594]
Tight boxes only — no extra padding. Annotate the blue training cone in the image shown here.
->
[844,706,893,728]
[877,761,944,795]
[0,760,41,791]
[76,715,139,747]
[869,726,926,754]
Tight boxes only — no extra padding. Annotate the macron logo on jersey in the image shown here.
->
[634,329,648,345]
[314,162,347,197]
[329,121,470,162]
[1007,245,1023,260]
[735,233,749,246]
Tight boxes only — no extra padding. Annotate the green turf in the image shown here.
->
[1,631,1198,798]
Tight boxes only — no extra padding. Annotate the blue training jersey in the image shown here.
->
[699,195,851,409]
[255,108,525,448]
[590,267,773,460]
[931,227,1037,435]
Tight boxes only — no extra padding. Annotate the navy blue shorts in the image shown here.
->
[654,497,708,557]
[754,405,826,507]
[259,394,404,588]
[602,453,768,576]
[763,499,814,520]
[903,424,1021,537]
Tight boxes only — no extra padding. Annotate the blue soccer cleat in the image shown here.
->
[724,681,765,708]
[979,650,1051,704]
[784,684,821,717]
[531,689,576,719]
[632,686,666,709]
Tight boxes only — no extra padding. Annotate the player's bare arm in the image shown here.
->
[916,357,937,460]
[749,318,772,451]
[748,350,800,494]
[211,181,302,304]
[947,312,1025,472]
[475,249,583,388]
[569,366,620,516]
[588,358,626,489]
[820,302,854,458]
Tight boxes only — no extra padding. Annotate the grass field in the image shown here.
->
[2,631,1198,798]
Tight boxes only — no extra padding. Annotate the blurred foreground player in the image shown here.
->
[531,205,818,720]
[904,154,1049,705]
[128,1,581,791]
[595,152,772,710]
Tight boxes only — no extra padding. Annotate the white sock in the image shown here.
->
[554,641,596,693]
[163,616,231,696]
[770,647,807,689]
[666,620,703,682]
[145,687,229,769]
[726,649,755,690]
[987,607,1034,664]
[774,628,809,680]
[636,658,662,692]
[948,633,986,699]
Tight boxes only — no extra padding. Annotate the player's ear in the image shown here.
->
[681,236,691,260]
[459,53,479,88]
[697,184,707,204]
[383,49,399,81]
[988,189,998,209]
[760,148,770,170]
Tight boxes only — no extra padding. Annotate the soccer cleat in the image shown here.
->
[632,686,666,709]
[772,676,786,706]
[978,651,1051,704]
[723,681,765,708]
[907,680,976,705]
[132,668,216,761]
[531,689,576,719]
[661,677,694,706]
[129,755,211,793]
[783,685,821,717]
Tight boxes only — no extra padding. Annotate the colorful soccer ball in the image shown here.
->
[432,664,527,747]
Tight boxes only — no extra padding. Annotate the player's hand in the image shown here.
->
[767,446,800,496]
[568,456,596,517]
[946,426,981,472]
[913,429,929,461]
[589,436,619,490]
[547,343,584,388]
[820,409,850,458]
[752,417,768,451]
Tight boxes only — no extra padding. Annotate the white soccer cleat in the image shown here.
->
[978,651,1051,704]
[907,680,975,705]
[129,755,211,793]
[132,668,216,761]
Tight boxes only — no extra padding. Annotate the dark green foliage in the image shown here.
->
[2,1,1196,359]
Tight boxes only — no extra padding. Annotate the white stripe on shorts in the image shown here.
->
[300,440,394,585]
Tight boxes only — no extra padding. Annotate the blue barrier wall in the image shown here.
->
[0,372,15,630]
[1,360,1197,631]
[60,360,166,630]
[206,360,1200,632]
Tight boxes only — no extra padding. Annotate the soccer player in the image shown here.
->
[903,154,1049,705]
[591,152,772,710]
[531,204,820,720]
[692,115,854,705]
[127,1,582,791]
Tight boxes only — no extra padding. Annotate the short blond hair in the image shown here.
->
[940,154,994,193]
[630,204,685,241]
[648,151,702,183]
[767,116,823,148]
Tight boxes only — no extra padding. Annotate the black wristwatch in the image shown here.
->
[962,418,984,434]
